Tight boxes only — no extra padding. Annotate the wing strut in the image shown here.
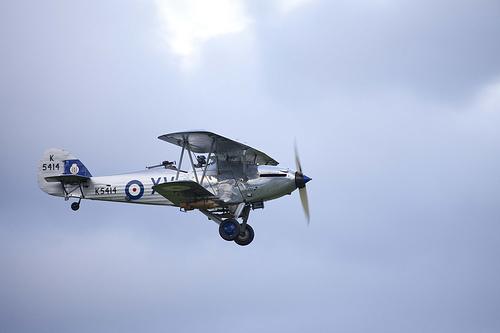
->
[187,140,200,184]
[176,142,185,181]
[181,134,216,186]
[200,139,215,186]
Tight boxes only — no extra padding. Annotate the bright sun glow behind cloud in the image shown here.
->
[155,0,251,68]
[274,0,314,14]
[155,0,314,69]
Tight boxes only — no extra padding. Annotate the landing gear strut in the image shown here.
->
[234,204,254,246]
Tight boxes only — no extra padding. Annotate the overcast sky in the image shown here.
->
[1,0,500,332]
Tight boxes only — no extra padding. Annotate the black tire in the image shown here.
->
[219,219,240,241]
[71,202,80,211]
[234,224,254,246]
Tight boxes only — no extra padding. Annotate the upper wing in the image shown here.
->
[158,131,279,166]
[152,180,217,206]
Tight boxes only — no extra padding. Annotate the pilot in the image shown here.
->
[195,155,206,168]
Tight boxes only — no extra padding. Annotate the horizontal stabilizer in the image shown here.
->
[153,181,216,206]
[45,174,91,184]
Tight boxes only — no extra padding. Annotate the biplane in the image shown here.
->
[38,131,311,246]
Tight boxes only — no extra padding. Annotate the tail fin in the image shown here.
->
[38,148,92,196]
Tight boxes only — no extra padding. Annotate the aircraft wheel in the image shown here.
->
[234,224,254,246]
[219,219,240,241]
[71,202,80,211]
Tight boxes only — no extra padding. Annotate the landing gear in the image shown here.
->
[219,218,240,241]
[71,202,80,211]
[71,198,81,211]
[201,206,255,246]
[235,224,254,246]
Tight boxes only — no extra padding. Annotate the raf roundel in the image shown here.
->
[125,180,144,200]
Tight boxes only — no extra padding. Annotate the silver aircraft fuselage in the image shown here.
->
[41,164,299,207]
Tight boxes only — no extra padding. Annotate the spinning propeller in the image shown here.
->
[294,143,312,224]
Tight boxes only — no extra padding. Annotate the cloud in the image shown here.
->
[155,0,251,69]
[474,78,500,113]
[2,0,500,332]
[274,0,315,14]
